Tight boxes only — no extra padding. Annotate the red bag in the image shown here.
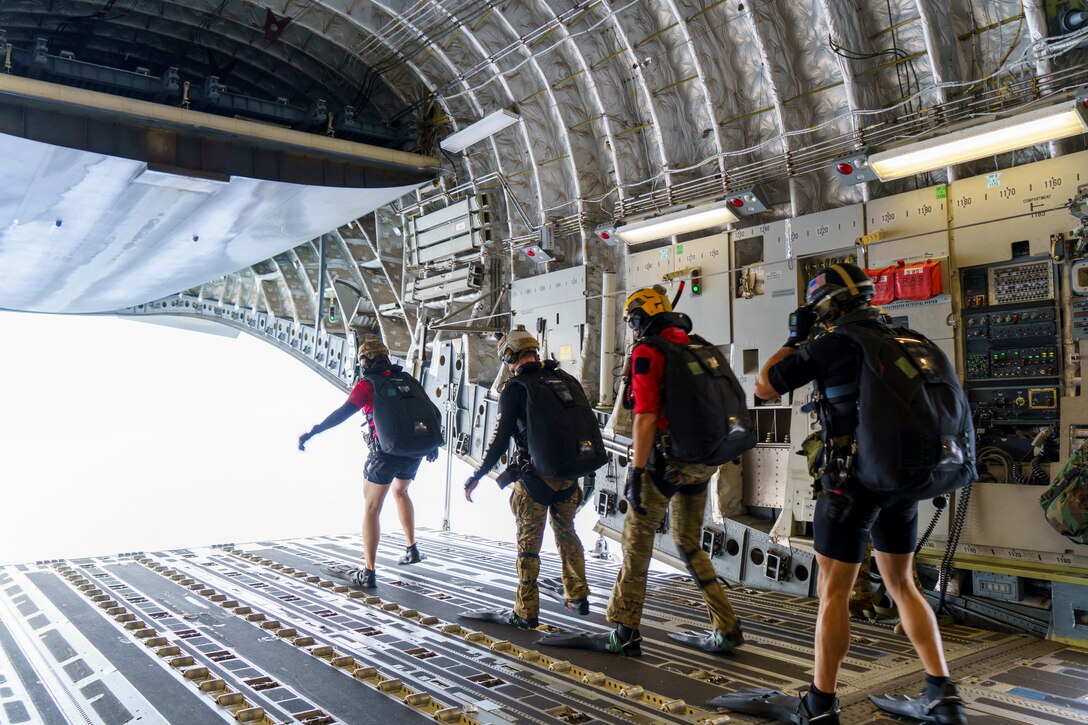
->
[865,266,896,305]
[894,259,943,301]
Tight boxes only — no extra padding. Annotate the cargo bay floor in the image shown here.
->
[1,529,1084,724]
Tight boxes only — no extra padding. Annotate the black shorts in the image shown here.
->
[813,486,918,564]
[363,451,422,485]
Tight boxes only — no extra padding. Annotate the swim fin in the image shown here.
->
[667,625,745,654]
[319,565,375,589]
[538,577,566,604]
[869,687,967,724]
[707,689,840,724]
[537,629,642,656]
[458,608,538,629]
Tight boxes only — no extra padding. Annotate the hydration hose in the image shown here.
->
[936,483,972,615]
[671,280,686,309]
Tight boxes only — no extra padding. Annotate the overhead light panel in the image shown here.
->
[440,109,520,153]
[615,201,738,245]
[724,187,769,216]
[867,97,1088,181]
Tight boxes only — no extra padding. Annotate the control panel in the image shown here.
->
[1073,298,1088,340]
[960,257,1062,432]
[969,386,1060,426]
[987,259,1055,305]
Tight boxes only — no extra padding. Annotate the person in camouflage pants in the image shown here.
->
[510,475,588,621]
[541,285,744,657]
[464,325,592,628]
[607,457,738,638]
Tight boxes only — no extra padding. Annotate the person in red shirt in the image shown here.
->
[298,338,438,588]
[541,286,742,657]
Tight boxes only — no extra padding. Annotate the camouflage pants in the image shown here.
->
[607,458,738,633]
[510,480,590,619]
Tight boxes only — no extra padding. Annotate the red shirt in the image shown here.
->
[630,326,691,429]
[346,370,393,434]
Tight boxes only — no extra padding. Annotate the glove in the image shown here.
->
[623,467,647,516]
[577,476,596,512]
[785,305,818,348]
[298,430,314,452]
[495,466,519,489]
[426,449,439,463]
[464,477,480,502]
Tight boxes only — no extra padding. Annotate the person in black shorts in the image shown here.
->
[298,338,438,588]
[754,263,967,725]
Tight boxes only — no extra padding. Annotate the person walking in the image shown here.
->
[462,325,604,628]
[541,286,750,656]
[299,337,441,588]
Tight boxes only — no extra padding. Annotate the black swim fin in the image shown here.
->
[869,689,967,724]
[667,625,744,654]
[538,577,566,604]
[708,689,840,724]
[458,608,538,629]
[537,629,642,656]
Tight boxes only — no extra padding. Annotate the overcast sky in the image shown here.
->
[0,311,605,567]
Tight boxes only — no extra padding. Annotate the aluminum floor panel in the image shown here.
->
[1,529,1085,724]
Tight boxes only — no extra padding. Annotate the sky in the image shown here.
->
[0,311,606,567]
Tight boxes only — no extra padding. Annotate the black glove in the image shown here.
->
[623,467,647,516]
[426,449,439,463]
[464,477,480,502]
[785,305,818,348]
[298,429,315,452]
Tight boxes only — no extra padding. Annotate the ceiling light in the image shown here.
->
[867,97,1088,181]
[440,109,520,153]
[615,201,738,245]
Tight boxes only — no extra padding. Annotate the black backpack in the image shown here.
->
[830,313,977,500]
[507,362,608,479]
[364,366,444,458]
[637,333,756,465]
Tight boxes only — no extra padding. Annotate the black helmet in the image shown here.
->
[805,263,874,320]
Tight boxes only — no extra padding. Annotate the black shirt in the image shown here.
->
[767,332,861,435]
[474,367,533,478]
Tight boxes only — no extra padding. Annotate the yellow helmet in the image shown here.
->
[624,285,672,332]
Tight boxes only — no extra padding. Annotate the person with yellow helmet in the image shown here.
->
[541,285,747,657]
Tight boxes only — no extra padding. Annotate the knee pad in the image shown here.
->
[678,545,717,589]
[517,552,540,582]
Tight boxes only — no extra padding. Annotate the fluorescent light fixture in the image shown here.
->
[440,109,520,153]
[868,98,1088,181]
[615,201,738,245]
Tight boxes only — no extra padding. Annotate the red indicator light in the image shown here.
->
[836,162,854,175]
[599,231,610,239]
[526,249,536,256]
[728,197,745,208]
